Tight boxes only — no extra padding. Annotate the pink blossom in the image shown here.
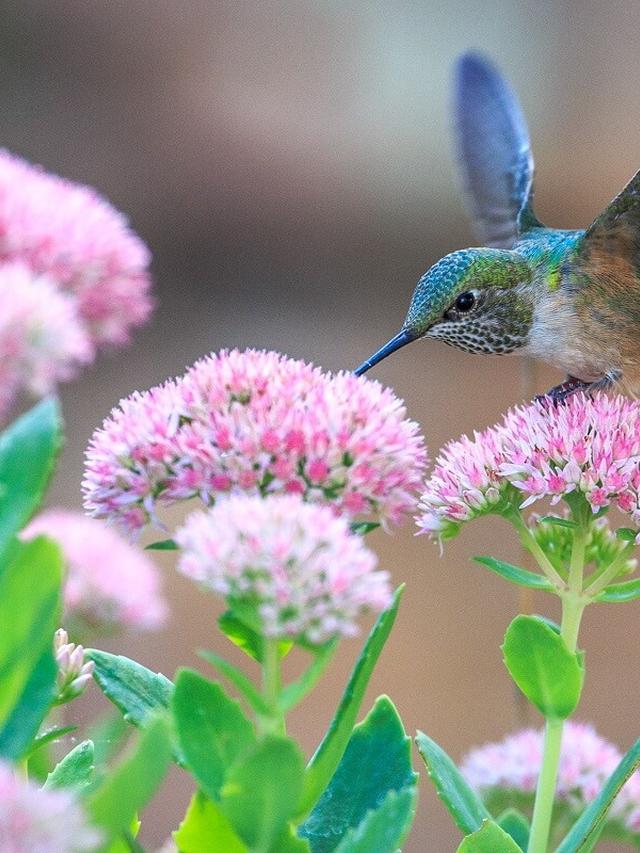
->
[0,760,101,851]
[0,149,152,348]
[461,722,640,835]
[417,393,640,538]
[175,494,392,644]
[23,510,168,633]
[0,262,92,419]
[54,628,94,703]
[83,349,427,533]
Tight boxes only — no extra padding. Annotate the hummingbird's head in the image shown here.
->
[355,247,534,375]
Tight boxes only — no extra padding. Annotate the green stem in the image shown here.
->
[527,525,587,853]
[584,545,635,597]
[509,511,566,588]
[259,639,286,736]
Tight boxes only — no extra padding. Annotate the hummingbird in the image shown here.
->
[355,52,640,401]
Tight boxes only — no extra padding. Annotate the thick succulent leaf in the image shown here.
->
[300,696,417,852]
[415,730,491,834]
[556,737,640,852]
[44,740,95,791]
[298,586,403,817]
[173,668,256,801]
[0,536,62,758]
[173,792,247,853]
[85,715,172,839]
[332,787,417,853]
[474,557,553,590]
[457,819,523,852]
[502,615,583,718]
[0,397,62,561]
[220,735,305,851]
[596,578,640,603]
[86,650,174,727]
[496,808,529,851]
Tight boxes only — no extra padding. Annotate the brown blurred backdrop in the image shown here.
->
[3,1,640,849]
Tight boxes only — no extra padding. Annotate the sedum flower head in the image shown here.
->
[461,722,640,839]
[0,262,92,420]
[175,493,392,645]
[54,628,94,704]
[23,510,168,633]
[0,759,101,851]
[417,393,640,539]
[0,149,152,349]
[83,348,427,534]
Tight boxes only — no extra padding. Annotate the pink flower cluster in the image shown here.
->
[54,628,94,703]
[461,722,640,835]
[83,349,427,533]
[175,494,392,644]
[0,760,101,852]
[418,393,640,538]
[24,510,168,633]
[0,150,152,419]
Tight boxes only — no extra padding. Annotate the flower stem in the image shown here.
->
[527,523,587,853]
[509,511,566,589]
[260,639,286,736]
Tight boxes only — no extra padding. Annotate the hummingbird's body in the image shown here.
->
[355,53,640,399]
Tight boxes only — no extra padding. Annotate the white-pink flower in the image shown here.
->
[54,628,94,703]
[0,149,152,349]
[175,494,392,644]
[83,348,427,534]
[461,722,640,835]
[23,510,168,633]
[0,760,101,852]
[417,393,640,539]
[0,262,92,420]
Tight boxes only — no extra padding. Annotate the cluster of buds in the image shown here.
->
[53,629,94,705]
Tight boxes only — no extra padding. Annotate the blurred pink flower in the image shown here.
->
[417,393,640,538]
[461,722,640,834]
[83,348,427,533]
[0,148,152,349]
[175,493,392,644]
[0,760,101,852]
[0,261,92,419]
[24,510,168,633]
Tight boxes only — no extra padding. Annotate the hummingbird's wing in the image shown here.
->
[583,169,640,243]
[452,52,542,248]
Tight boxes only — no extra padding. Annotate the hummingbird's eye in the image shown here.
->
[455,291,476,313]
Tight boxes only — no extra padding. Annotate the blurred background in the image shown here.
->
[2,1,640,848]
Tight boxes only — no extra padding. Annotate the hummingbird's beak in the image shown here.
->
[354,329,414,376]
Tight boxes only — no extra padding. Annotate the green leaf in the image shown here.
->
[502,615,583,718]
[44,740,95,790]
[198,650,270,715]
[298,585,404,817]
[496,809,529,851]
[218,611,292,662]
[457,819,522,852]
[474,557,553,590]
[556,737,640,852]
[86,711,130,767]
[0,536,62,758]
[173,668,256,800]
[27,725,77,757]
[332,787,417,853]
[86,649,174,728]
[616,527,637,542]
[349,521,381,535]
[220,734,305,850]
[86,715,172,839]
[173,792,247,853]
[538,516,578,529]
[300,696,417,852]
[144,538,178,551]
[0,398,61,559]
[596,578,640,603]
[415,730,490,835]
[279,641,338,712]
